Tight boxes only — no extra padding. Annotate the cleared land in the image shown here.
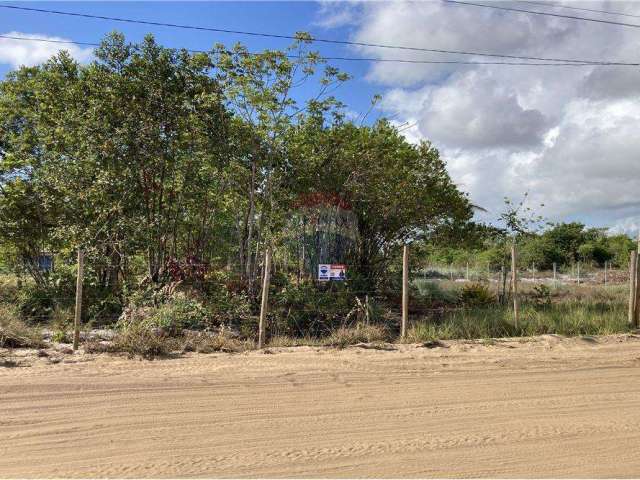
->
[3,334,640,478]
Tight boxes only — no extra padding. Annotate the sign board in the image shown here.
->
[36,254,53,272]
[318,264,346,282]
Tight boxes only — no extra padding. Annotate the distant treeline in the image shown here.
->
[417,222,634,270]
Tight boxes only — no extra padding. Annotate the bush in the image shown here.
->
[532,284,552,306]
[459,283,495,307]
[413,279,459,305]
[108,324,177,359]
[323,324,388,348]
[16,284,59,323]
[118,292,210,335]
[181,329,251,353]
[50,307,74,343]
[146,294,210,334]
[271,283,357,337]
[0,303,44,348]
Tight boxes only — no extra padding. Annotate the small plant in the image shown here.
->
[345,296,381,325]
[532,284,552,306]
[117,293,210,336]
[459,283,495,307]
[181,329,251,354]
[50,307,73,343]
[0,303,44,348]
[323,324,388,348]
[413,280,459,306]
[110,324,177,359]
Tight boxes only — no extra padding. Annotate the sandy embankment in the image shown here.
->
[2,334,640,478]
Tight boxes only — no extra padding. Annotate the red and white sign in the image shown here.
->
[318,264,347,281]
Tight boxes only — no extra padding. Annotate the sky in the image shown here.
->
[2,1,640,234]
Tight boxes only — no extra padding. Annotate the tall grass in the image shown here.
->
[407,300,629,342]
[0,303,44,348]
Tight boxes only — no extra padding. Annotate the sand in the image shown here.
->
[2,334,640,478]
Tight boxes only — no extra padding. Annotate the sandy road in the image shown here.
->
[2,334,640,478]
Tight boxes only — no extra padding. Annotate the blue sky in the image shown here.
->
[0,1,383,121]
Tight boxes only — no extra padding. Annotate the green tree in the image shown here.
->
[0,33,234,286]
[211,37,349,289]
[287,119,472,285]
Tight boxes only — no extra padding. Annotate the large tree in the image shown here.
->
[210,37,349,289]
[287,118,473,285]
[0,33,233,286]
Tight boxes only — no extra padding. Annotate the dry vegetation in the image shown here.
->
[0,304,44,349]
[0,274,634,361]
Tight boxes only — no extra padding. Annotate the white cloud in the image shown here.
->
[609,216,640,236]
[0,32,93,69]
[316,1,640,230]
[313,1,360,29]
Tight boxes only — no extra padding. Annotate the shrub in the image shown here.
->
[117,293,210,335]
[272,283,357,337]
[50,307,74,343]
[413,279,459,305]
[532,284,552,306]
[181,329,251,353]
[16,284,58,322]
[323,324,388,348]
[145,294,210,334]
[110,324,177,359]
[459,283,495,307]
[0,303,44,348]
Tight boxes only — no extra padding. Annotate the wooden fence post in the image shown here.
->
[500,264,506,304]
[402,245,409,339]
[577,261,581,285]
[604,261,607,286]
[634,234,640,328]
[73,248,84,351]
[511,243,519,329]
[629,251,637,326]
[553,262,557,288]
[258,246,272,349]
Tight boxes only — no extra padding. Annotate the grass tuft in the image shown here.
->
[0,304,44,348]
[181,330,252,354]
[322,324,389,348]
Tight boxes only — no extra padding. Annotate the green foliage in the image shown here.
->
[518,235,563,270]
[421,222,635,271]
[202,271,253,325]
[16,283,59,322]
[287,120,472,286]
[118,292,210,336]
[271,282,356,337]
[50,307,73,343]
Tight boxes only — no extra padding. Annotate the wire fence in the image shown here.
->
[418,262,629,286]
[1,248,636,350]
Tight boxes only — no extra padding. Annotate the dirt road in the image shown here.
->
[3,334,640,478]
